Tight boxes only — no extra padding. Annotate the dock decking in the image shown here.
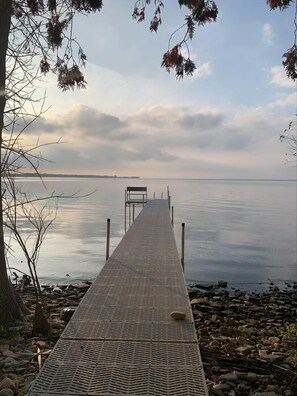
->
[29,199,208,396]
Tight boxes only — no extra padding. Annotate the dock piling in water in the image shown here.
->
[181,222,185,271]
[106,218,110,261]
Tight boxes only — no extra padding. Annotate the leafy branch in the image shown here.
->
[280,117,297,164]
[133,0,296,80]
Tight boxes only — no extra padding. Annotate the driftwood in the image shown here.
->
[200,346,296,380]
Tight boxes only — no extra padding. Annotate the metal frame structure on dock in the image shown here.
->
[124,186,147,232]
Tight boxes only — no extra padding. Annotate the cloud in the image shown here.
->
[27,105,134,142]
[193,62,212,79]
[67,105,125,137]
[17,116,66,135]
[180,109,223,131]
[20,103,294,179]
[224,133,252,151]
[271,92,296,108]
[63,105,135,141]
[262,23,275,45]
[269,66,296,88]
[180,47,212,80]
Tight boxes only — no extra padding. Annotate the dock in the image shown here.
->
[28,199,208,395]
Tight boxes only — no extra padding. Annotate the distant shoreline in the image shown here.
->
[14,174,296,182]
[15,173,140,179]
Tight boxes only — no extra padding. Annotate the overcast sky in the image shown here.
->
[25,1,296,179]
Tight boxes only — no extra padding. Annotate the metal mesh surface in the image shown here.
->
[50,339,203,366]
[29,361,207,395]
[28,200,208,395]
[72,306,190,322]
[61,320,197,342]
[78,293,189,308]
[93,275,186,287]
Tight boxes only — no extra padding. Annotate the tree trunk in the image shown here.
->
[0,0,27,327]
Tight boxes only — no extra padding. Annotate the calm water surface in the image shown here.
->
[8,178,297,289]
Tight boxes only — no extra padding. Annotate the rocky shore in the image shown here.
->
[0,282,296,395]
[189,282,297,396]
[0,284,91,396]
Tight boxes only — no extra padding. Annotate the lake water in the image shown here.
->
[7,178,297,290]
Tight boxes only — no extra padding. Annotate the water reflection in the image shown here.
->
[8,177,297,287]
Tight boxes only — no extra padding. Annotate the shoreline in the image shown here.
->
[189,282,297,395]
[0,283,296,395]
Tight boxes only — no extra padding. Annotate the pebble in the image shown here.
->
[190,284,297,395]
[0,389,14,396]
[170,311,186,320]
[213,383,230,390]
[218,373,238,381]
[1,282,296,396]
[0,283,90,396]
[0,378,16,393]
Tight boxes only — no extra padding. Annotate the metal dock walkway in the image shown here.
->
[29,200,208,396]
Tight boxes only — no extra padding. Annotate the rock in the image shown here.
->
[258,349,269,358]
[217,280,228,288]
[0,389,14,396]
[268,336,280,344]
[2,350,17,358]
[224,317,237,327]
[211,314,219,322]
[219,326,241,337]
[8,325,24,332]
[218,373,238,381]
[170,311,186,320]
[3,281,296,396]
[22,374,36,394]
[3,357,20,368]
[49,319,64,329]
[237,372,257,381]
[0,378,16,393]
[236,383,251,393]
[210,388,225,396]
[190,297,207,305]
[213,383,230,390]
[193,288,297,396]
[60,306,77,323]
[236,345,254,355]
[73,283,91,291]
[35,340,47,348]
[195,283,214,290]
[259,350,285,362]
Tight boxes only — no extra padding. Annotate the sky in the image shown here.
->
[22,0,297,179]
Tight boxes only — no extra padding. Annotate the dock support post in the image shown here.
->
[171,206,174,227]
[133,204,135,222]
[181,222,185,271]
[124,205,127,233]
[106,218,111,260]
[124,190,127,233]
